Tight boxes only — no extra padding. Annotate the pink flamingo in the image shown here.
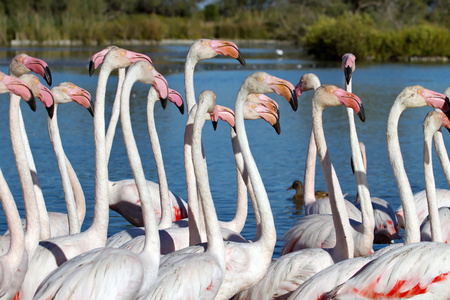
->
[235,83,366,299]
[108,92,279,252]
[18,47,152,300]
[0,73,37,300]
[89,46,189,227]
[33,60,163,299]
[158,72,297,299]
[146,90,227,299]
[420,110,450,243]
[316,87,450,299]
[8,54,57,241]
[353,141,401,244]
[281,73,374,258]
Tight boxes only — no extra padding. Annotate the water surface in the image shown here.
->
[1,42,449,257]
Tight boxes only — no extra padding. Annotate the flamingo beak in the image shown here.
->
[344,65,352,86]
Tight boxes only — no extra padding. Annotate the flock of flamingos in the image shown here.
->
[0,38,450,299]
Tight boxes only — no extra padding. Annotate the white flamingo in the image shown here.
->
[147,90,227,299]
[353,141,401,244]
[318,87,450,299]
[33,60,162,300]
[281,73,374,257]
[0,73,37,300]
[420,110,450,243]
[8,54,56,241]
[90,45,189,227]
[158,72,296,299]
[235,83,366,299]
[18,47,153,300]
[108,93,279,252]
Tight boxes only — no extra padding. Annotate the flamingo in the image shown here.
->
[234,83,365,299]
[8,54,55,241]
[291,73,361,220]
[88,46,189,227]
[146,90,227,299]
[353,141,401,244]
[281,73,374,257]
[396,89,450,229]
[45,82,93,235]
[420,110,450,243]
[316,87,450,300]
[157,72,296,299]
[18,47,154,300]
[33,60,162,300]
[0,170,28,300]
[107,92,280,252]
[0,73,36,300]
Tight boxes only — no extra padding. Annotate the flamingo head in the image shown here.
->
[246,94,281,134]
[90,46,153,75]
[54,82,94,117]
[417,88,450,119]
[329,86,365,122]
[10,54,52,86]
[295,73,321,100]
[0,72,36,111]
[20,74,54,118]
[150,68,169,108]
[192,39,246,66]
[342,53,356,85]
[257,72,298,111]
[216,105,235,129]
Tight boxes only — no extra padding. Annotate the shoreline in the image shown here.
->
[9,39,295,47]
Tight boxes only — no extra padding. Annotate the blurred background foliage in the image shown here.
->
[2,0,450,60]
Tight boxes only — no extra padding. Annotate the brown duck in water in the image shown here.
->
[287,180,328,201]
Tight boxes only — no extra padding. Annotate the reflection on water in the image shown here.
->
[0,43,450,258]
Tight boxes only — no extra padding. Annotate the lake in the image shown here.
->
[0,41,449,258]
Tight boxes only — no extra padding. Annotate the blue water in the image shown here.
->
[1,43,450,258]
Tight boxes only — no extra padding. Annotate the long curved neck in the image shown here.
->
[18,107,50,240]
[120,70,160,257]
[64,156,86,226]
[303,130,318,205]
[423,124,443,242]
[345,80,373,255]
[0,169,25,270]
[220,129,251,234]
[184,53,198,112]
[85,65,111,244]
[312,100,354,262]
[9,94,40,259]
[184,106,205,245]
[304,82,322,205]
[105,67,125,163]
[386,101,420,243]
[433,130,450,188]
[146,88,172,229]
[235,88,276,251]
[192,100,225,268]
[47,104,80,234]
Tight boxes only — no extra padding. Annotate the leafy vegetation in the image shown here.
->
[2,0,450,60]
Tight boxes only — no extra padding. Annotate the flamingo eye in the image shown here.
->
[62,88,67,93]
[205,41,210,46]
[418,89,423,95]
[148,65,153,71]
[121,51,125,56]
[329,88,334,93]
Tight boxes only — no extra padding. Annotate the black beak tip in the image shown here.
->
[46,103,55,119]
[344,66,352,85]
[160,97,168,109]
[178,102,185,115]
[212,121,218,131]
[45,66,52,86]
[358,104,366,122]
[88,104,94,117]
[290,91,298,112]
[273,121,281,135]
[237,52,246,67]
[89,61,95,77]
[27,95,37,112]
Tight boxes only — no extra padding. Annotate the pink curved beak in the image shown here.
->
[22,56,52,86]
[2,75,36,111]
